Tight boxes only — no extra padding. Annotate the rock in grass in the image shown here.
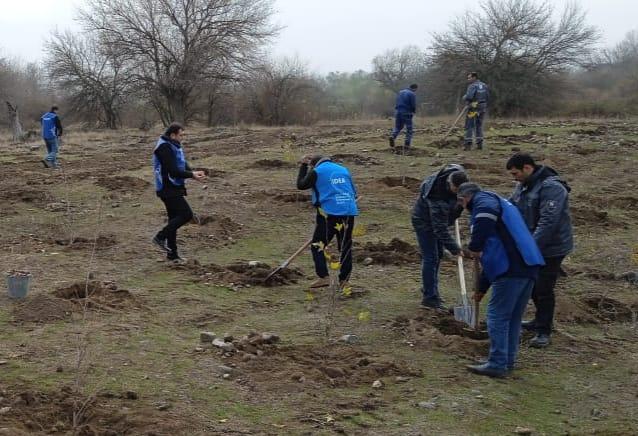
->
[200,332,216,343]
[372,380,383,389]
[261,332,280,344]
[417,401,436,410]
[513,427,532,435]
[338,334,359,344]
[212,338,235,352]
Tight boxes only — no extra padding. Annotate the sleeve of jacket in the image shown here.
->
[463,84,475,103]
[297,164,317,190]
[533,182,568,250]
[55,115,63,136]
[428,200,461,254]
[409,92,416,113]
[155,144,193,179]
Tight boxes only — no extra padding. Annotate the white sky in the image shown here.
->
[1,0,636,73]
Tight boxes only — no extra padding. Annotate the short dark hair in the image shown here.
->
[164,122,184,137]
[51,106,59,112]
[409,83,418,90]
[309,154,325,166]
[457,182,482,198]
[448,171,469,187]
[506,153,536,170]
[468,72,478,79]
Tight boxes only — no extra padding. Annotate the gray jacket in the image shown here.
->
[510,166,574,258]
[411,164,464,255]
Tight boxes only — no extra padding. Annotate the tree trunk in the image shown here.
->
[6,101,25,142]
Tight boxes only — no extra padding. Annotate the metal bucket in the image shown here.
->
[6,272,31,299]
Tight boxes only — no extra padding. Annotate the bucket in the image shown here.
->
[6,271,31,299]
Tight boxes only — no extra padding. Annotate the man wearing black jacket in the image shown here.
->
[152,123,205,263]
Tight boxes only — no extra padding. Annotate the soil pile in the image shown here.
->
[54,234,117,250]
[356,238,420,265]
[11,293,74,324]
[96,175,150,192]
[53,281,142,312]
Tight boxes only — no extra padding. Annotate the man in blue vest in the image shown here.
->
[152,122,206,264]
[297,154,359,289]
[389,84,418,150]
[462,73,489,150]
[507,153,573,348]
[457,182,544,378]
[40,106,63,168]
[411,164,468,310]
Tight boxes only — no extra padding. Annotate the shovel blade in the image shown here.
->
[453,305,476,327]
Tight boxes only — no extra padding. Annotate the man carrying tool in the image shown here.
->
[152,122,206,264]
[507,153,573,348]
[457,183,544,378]
[389,84,418,150]
[462,73,489,150]
[411,164,468,310]
[40,106,63,168]
[297,154,358,290]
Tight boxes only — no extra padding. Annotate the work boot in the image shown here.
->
[389,136,395,148]
[168,256,187,265]
[476,359,514,372]
[529,333,551,348]
[309,276,330,288]
[420,300,449,313]
[463,143,472,151]
[42,159,51,168]
[521,319,537,331]
[466,363,507,378]
[152,234,170,253]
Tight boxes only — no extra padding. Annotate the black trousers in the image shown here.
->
[157,195,193,257]
[531,256,565,335]
[310,212,354,282]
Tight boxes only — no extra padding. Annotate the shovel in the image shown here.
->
[453,219,475,326]
[441,106,468,142]
[264,237,313,282]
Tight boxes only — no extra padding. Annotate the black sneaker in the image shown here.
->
[529,333,551,348]
[420,301,449,312]
[389,136,395,148]
[466,363,507,378]
[167,255,187,265]
[521,320,537,331]
[152,235,170,253]
[42,159,51,168]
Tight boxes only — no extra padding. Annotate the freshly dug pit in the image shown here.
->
[571,206,611,226]
[430,138,462,148]
[582,294,637,322]
[95,175,150,192]
[54,234,117,250]
[53,281,141,312]
[331,153,380,166]
[224,262,304,287]
[356,238,420,265]
[376,176,421,192]
[0,188,48,205]
[249,159,295,169]
[11,293,74,324]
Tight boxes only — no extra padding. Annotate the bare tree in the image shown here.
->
[46,30,130,129]
[372,45,427,93]
[79,0,278,126]
[427,0,599,115]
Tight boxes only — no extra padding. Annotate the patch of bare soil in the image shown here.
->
[0,188,48,205]
[54,234,117,250]
[554,294,599,324]
[571,205,611,226]
[250,190,312,204]
[227,342,421,389]
[570,126,609,136]
[356,238,420,265]
[582,294,638,322]
[375,176,421,192]
[95,175,150,192]
[430,138,462,148]
[249,159,295,169]
[174,261,303,287]
[387,145,430,156]
[191,167,226,178]
[331,153,380,166]
[190,213,243,237]
[0,385,180,435]
[53,281,142,312]
[11,293,74,324]
[577,193,638,212]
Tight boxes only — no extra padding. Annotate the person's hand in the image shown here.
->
[462,248,479,259]
[473,291,486,302]
[192,170,206,181]
[299,155,312,165]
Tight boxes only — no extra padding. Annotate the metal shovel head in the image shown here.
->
[453,304,476,327]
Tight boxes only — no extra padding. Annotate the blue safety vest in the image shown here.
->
[472,192,544,282]
[41,112,58,140]
[312,161,358,216]
[153,137,186,192]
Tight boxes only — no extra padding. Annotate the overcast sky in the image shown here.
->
[1,0,636,73]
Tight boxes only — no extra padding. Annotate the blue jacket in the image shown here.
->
[510,166,574,258]
[153,136,191,197]
[395,88,416,114]
[312,160,358,216]
[41,112,61,140]
[411,164,464,255]
[463,80,489,111]
[467,191,543,290]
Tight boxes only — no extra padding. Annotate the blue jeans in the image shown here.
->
[486,277,535,370]
[44,137,59,164]
[464,112,484,148]
[391,112,414,146]
[413,221,443,304]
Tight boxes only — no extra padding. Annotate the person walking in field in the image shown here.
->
[506,153,573,348]
[297,154,358,290]
[462,73,489,150]
[389,84,418,150]
[41,106,63,168]
[152,122,206,264]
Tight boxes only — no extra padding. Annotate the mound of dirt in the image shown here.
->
[251,190,312,204]
[192,167,226,178]
[331,153,380,166]
[191,213,243,235]
[227,343,421,389]
[582,294,637,322]
[375,176,421,192]
[11,293,74,324]
[224,262,304,287]
[570,126,608,136]
[356,238,420,265]
[249,159,295,169]
[0,188,48,205]
[431,138,462,148]
[95,175,150,192]
[554,294,599,324]
[571,206,611,226]
[54,234,117,250]
[53,281,142,312]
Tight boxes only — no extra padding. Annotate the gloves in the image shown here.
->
[470,101,479,109]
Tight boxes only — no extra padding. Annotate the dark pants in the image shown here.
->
[530,256,565,335]
[391,112,414,146]
[412,221,443,305]
[311,212,354,282]
[464,111,485,149]
[157,195,193,258]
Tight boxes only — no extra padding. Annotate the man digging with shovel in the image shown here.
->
[457,183,544,378]
[297,154,359,290]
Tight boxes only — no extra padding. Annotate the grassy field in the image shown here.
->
[0,118,636,435]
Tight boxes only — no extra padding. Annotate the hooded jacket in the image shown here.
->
[510,165,574,258]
